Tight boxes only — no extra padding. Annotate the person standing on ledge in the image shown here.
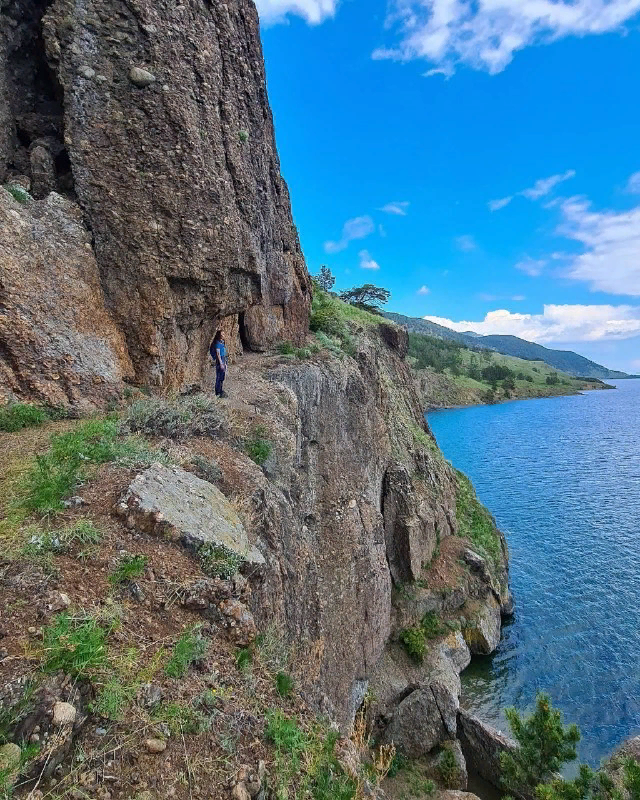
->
[210,330,228,398]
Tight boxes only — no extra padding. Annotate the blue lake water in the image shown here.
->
[428,380,640,767]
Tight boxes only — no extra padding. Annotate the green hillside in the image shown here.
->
[408,331,613,408]
[385,311,631,380]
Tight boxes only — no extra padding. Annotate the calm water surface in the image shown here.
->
[428,380,640,766]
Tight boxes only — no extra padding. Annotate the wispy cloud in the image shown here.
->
[255,0,338,24]
[372,0,640,75]
[521,170,576,200]
[478,293,498,302]
[512,295,526,302]
[380,201,410,216]
[417,285,430,295]
[324,216,375,254]
[425,304,640,343]
[626,172,640,194]
[557,194,640,296]
[490,170,575,211]
[489,197,513,212]
[455,234,477,252]
[359,249,380,270]
[516,257,547,277]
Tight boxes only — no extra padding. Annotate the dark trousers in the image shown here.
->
[215,366,226,396]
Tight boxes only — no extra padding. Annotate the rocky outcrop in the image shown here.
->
[0,189,132,407]
[0,0,310,397]
[116,463,265,565]
[457,709,516,789]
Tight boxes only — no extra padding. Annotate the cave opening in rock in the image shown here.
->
[3,0,73,197]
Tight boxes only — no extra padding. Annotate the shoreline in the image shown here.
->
[423,383,614,413]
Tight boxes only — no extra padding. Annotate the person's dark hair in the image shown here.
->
[213,329,223,344]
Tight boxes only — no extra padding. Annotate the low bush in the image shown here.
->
[190,454,222,484]
[399,626,426,663]
[437,746,459,788]
[122,394,222,440]
[0,403,49,433]
[165,625,208,678]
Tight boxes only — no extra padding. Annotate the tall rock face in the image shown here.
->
[0,189,133,406]
[0,0,311,393]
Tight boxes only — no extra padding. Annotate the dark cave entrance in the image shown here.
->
[3,0,73,197]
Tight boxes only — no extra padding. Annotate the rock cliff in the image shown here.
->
[1,0,310,393]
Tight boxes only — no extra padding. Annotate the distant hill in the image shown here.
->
[384,311,630,380]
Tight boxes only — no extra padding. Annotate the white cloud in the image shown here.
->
[626,172,640,194]
[359,249,380,270]
[255,0,338,24]
[424,304,640,343]
[521,170,576,200]
[372,0,640,75]
[557,195,640,295]
[489,196,513,212]
[324,215,375,254]
[380,201,410,216]
[516,257,547,277]
[418,285,431,295]
[490,171,575,211]
[512,295,526,301]
[455,234,477,251]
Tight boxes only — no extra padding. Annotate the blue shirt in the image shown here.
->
[214,341,226,366]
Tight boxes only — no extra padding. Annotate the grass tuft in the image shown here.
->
[276,671,294,698]
[165,625,207,678]
[197,542,243,579]
[42,613,109,678]
[109,554,147,585]
[246,425,272,466]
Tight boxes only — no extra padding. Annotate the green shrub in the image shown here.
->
[278,341,295,355]
[4,183,30,205]
[276,671,294,698]
[197,542,243,579]
[94,678,134,720]
[165,625,208,678]
[500,692,580,798]
[625,759,640,800]
[0,403,49,433]
[421,611,446,640]
[265,710,307,772]
[238,130,249,143]
[387,751,409,778]
[109,554,147,585]
[246,426,272,466]
[310,306,348,338]
[43,613,108,678]
[399,626,426,663]
[437,747,459,788]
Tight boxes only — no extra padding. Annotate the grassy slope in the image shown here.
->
[412,340,612,409]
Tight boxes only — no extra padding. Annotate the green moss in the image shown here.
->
[455,469,502,570]
[246,425,272,466]
[4,184,30,205]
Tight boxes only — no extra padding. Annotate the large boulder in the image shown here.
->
[0,190,133,407]
[116,463,264,566]
[381,688,447,758]
[457,709,516,789]
[462,597,502,655]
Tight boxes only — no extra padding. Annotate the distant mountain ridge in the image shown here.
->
[384,312,631,380]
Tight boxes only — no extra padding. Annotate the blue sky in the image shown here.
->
[257,0,640,372]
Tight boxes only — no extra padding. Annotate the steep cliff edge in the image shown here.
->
[1,0,310,394]
[0,318,510,799]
